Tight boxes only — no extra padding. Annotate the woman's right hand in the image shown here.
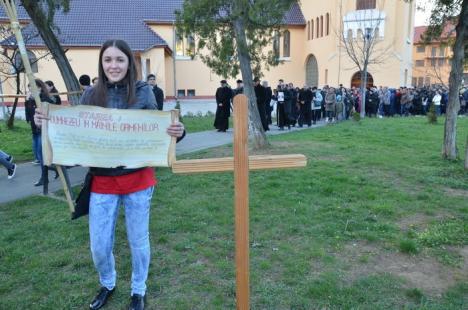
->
[33,108,49,128]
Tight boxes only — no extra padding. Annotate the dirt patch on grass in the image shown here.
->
[397,212,450,231]
[341,242,468,296]
[443,187,468,198]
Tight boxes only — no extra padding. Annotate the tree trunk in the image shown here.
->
[360,68,368,118]
[6,72,21,129]
[442,0,467,160]
[21,1,81,105]
[232,12,268,149]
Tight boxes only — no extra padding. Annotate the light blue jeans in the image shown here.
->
[0,150,14,171]
[89,186,154,296]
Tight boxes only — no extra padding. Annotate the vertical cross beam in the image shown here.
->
[233,95,249,310]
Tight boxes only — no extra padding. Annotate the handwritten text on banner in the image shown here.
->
[45,105,175,168]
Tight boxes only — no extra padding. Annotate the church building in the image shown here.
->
[0,0,415,100]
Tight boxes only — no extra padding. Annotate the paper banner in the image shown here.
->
[43,105,177,168]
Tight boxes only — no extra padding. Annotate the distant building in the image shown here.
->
[0,0,415,101]
[412,23,468,87]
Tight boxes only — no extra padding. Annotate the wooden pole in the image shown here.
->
[172,154,307,174]
[233,94,249,310]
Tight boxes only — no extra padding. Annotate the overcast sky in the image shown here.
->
[414,0,434,26]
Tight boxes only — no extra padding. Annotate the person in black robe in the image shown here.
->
[298,85,313,127]
[277,84,291,130]
[214,80,232,132]
[262,81,273,125]
[288,83,298,127]
[254,77,269,131]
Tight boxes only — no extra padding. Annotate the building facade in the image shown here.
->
[412,24,468,87]
[0,0,415,101]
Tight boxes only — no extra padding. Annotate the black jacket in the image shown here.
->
[152,85,164,110]
[25,93,55,135]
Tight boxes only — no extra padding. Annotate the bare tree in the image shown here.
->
[337,0,393,117]
[0,25,51,128]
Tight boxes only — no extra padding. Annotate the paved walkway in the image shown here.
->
[0,122,326,204]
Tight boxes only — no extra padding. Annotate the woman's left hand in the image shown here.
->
[167,121,185,138]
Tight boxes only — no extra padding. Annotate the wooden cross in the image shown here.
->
[172,94,307,309]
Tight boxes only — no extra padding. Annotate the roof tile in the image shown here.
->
[0,0,305,51]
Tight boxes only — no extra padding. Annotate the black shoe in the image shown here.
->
[7,164,16,180]
[128,294,146,310]
[34,178,44,186]
[89,287,115,310]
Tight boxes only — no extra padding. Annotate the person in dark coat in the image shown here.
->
[262,81,273,125]
[147,74,164,110]
[298,85,312,127]
[276,83,287,130]
[233,79,243,96]
[254,77,269,131]
[214,80,232,132]
[25,79,56,186]
[288,83,299,127]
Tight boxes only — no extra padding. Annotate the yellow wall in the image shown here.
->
[2,48,100,101]
[299,0,415,88]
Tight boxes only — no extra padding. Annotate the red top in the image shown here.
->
[91,167,157,194]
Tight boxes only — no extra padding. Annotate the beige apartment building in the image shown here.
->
[412,23,468,87]
[0,0,415,101]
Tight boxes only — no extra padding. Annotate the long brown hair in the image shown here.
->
[31,79,50,98]
[87,39,137,106]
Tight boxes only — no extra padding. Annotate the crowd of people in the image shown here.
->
[213,79,468,132]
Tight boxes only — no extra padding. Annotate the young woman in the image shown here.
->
[35,39,185,310]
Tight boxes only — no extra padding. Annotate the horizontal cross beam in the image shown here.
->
[172,154,307,174]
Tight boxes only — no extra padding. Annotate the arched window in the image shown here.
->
[283,30,290,57]
[320,16,324,37]
[316,17,319,38]
[311,20,314,40]
[326,13,330,36]
[307,21,310,40]
[14,50,38,73]
[273,31,280,59]
[356,0,376,10]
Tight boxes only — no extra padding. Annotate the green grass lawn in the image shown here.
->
[0,119,33,162]
[1,117,467,309]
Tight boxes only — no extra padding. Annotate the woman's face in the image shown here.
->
[46,84,53,92]
[101,46,129,83]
